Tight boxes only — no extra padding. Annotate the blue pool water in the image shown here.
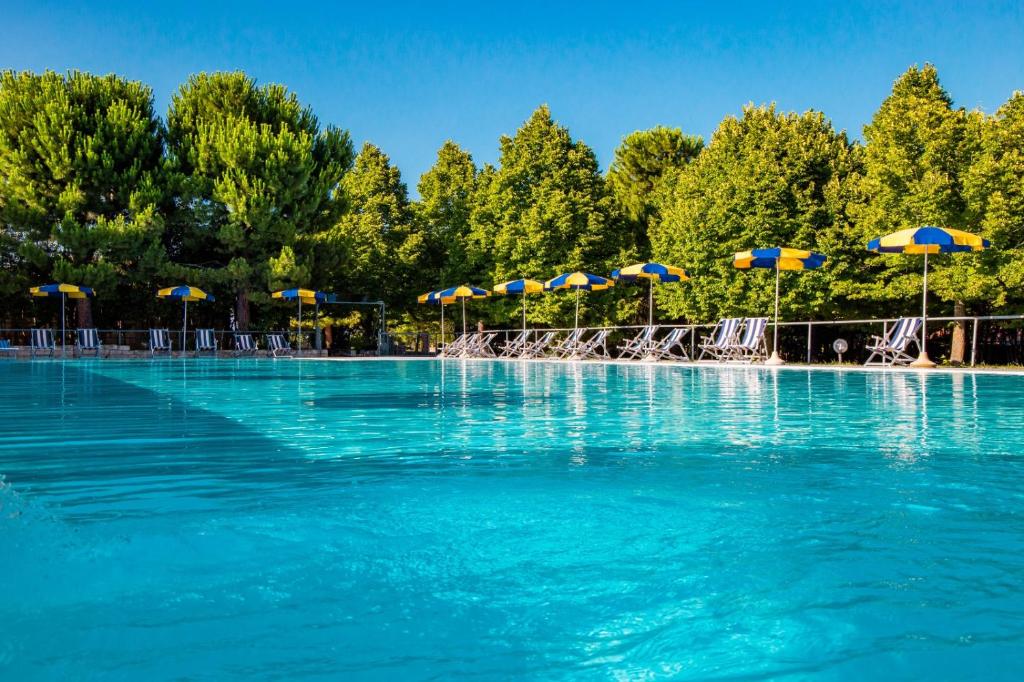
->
[2,359,1024,680]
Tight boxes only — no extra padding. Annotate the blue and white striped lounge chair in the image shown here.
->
[865,317,923,366]
[725,317,769,363]
[266,332,293,358]
[464,332,498,358]
[499,330,531,358]
[617,326,658,360]
[233,332,258,356]
[149,328,172,356]
[440,333,471,358]
[573,329,610,359]
[519,331,557,359]
[552,328,587,358]
[195,328,217,356]
[0,339,15,359]
[75,328,103,357]
[648,327,690,361]
[30,328,55,358]
[697,318,743,360]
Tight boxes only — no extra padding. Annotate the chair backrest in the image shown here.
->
[31,328,54,349]
[77,328,100,348]
[509,330,529,346]
[715,318,742,347]
[150,328,170,350]
[267,333,290,350]
[235,333,256,351]
[738,318,768,349]
[564,328,585,344]
[589,330,609,345]
[640,326,657,342]
[0,339,10,349]
[891,317,923,351]
[196,328,216,350]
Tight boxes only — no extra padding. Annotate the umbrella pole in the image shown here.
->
[462,298,466,337]
[575,290,580,330]
[766,262,784,365]
[183,299,188,354]
[648,279,654,328]
[910,250,936,368]
[440,304,445,352]
[522,291,527,339]
[298,299,302,354]
[315,302,320,352]
[61,293,66,358]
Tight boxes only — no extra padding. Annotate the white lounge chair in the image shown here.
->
[551,329,586,358]
[697,318,742,360]
[519,331,558,359]
[725,317,769,363]
[195,328,217,356]
[266,333,293,358]
[31,328,55,358]
[499,330,531,358]
[617,326,658,360]
[467,332,498,358]
[648,327,690,361]
[233,332,258,356]
[439,333,471,358]
[865,317,923,366]
[149,328,172,356]
[573,329,610,359]
[75,328,103,357]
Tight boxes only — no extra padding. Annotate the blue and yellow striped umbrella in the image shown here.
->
[431,285,490,337]
[612,263,690,327]
[30,283,96,356]
[157,285,215,352]
[868,226,991,367]
[493,279,544,337]
[733,248,826,365]
[272,288,329,353]
[418,289,451,347]
[544,272,614,330]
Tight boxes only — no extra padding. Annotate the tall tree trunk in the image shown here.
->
[235,289,250,331]
[950,300,966,365]
[77,297,94,329]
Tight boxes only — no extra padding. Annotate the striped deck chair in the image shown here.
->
[0,339,15,359]
[30,328,55,358]
[439,333,471,358]
[467,332,498,358]
[617,326,658,360]
[233,332,258,356]
[266,332,293,358]
[149,328,172,356]
[552,328,586,358]
[573,329,610,359]
[499,330,530,358]
[195,328,217,356]
[725,317,769,363]
[648,327,690,361]
[865,317,923,366]
[75,328,103,357]
[519,331,557,359]
[697,318,742,360]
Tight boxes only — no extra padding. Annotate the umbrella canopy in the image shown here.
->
[733,248,826,365]
[611,263,690,327]
[544,272,613,330]
[867,226,990,367]
[433,285,490,337]
[493,279,544,338]
[30,283,95,356]
[157,285,215,352]
[272,288,328,353]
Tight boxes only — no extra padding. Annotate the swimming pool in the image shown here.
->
[2,359,1023,680]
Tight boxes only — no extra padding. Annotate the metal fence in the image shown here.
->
[0,327,329,356]
[420,314,1024,367]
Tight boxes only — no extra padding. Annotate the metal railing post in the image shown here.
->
[806,322,812,363]
[971,317,979,367]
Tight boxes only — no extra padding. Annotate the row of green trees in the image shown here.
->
[1,65,1021,342]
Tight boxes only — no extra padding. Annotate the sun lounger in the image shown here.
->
[465,332,498,358]
[499,330,531,358]
[864,317,923,366]
[551,328,587,358]
[266,333,293,358]
[725,317,769,362]
[233,332,258,356]
[697,318,742,360]
[648,327,690,361]
[617,326,658,360]
[75,328,103,357]
[573,329,610,359]
[31,329,55,358]
[195,328,217,356]
[519,331,557,359]
[0,339,15,359]
[149,328,172,355]
[440,333,471,357]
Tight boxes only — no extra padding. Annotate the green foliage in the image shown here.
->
[416,141,478,288]
[468,105,629,327]
[651,105,860,322]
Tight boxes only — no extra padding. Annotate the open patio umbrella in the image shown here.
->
[272,288,328,354]
[418,289,450,349]
[433,285,490,337]
[868,226,990,368]
[157,285,215,352]
[30,283,95,357]
[544,272,614,330]
[492,279,544,339]
[611,263,690,327]
[734,247,826,366]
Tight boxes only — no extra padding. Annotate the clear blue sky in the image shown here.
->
[3,1,1022,191]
